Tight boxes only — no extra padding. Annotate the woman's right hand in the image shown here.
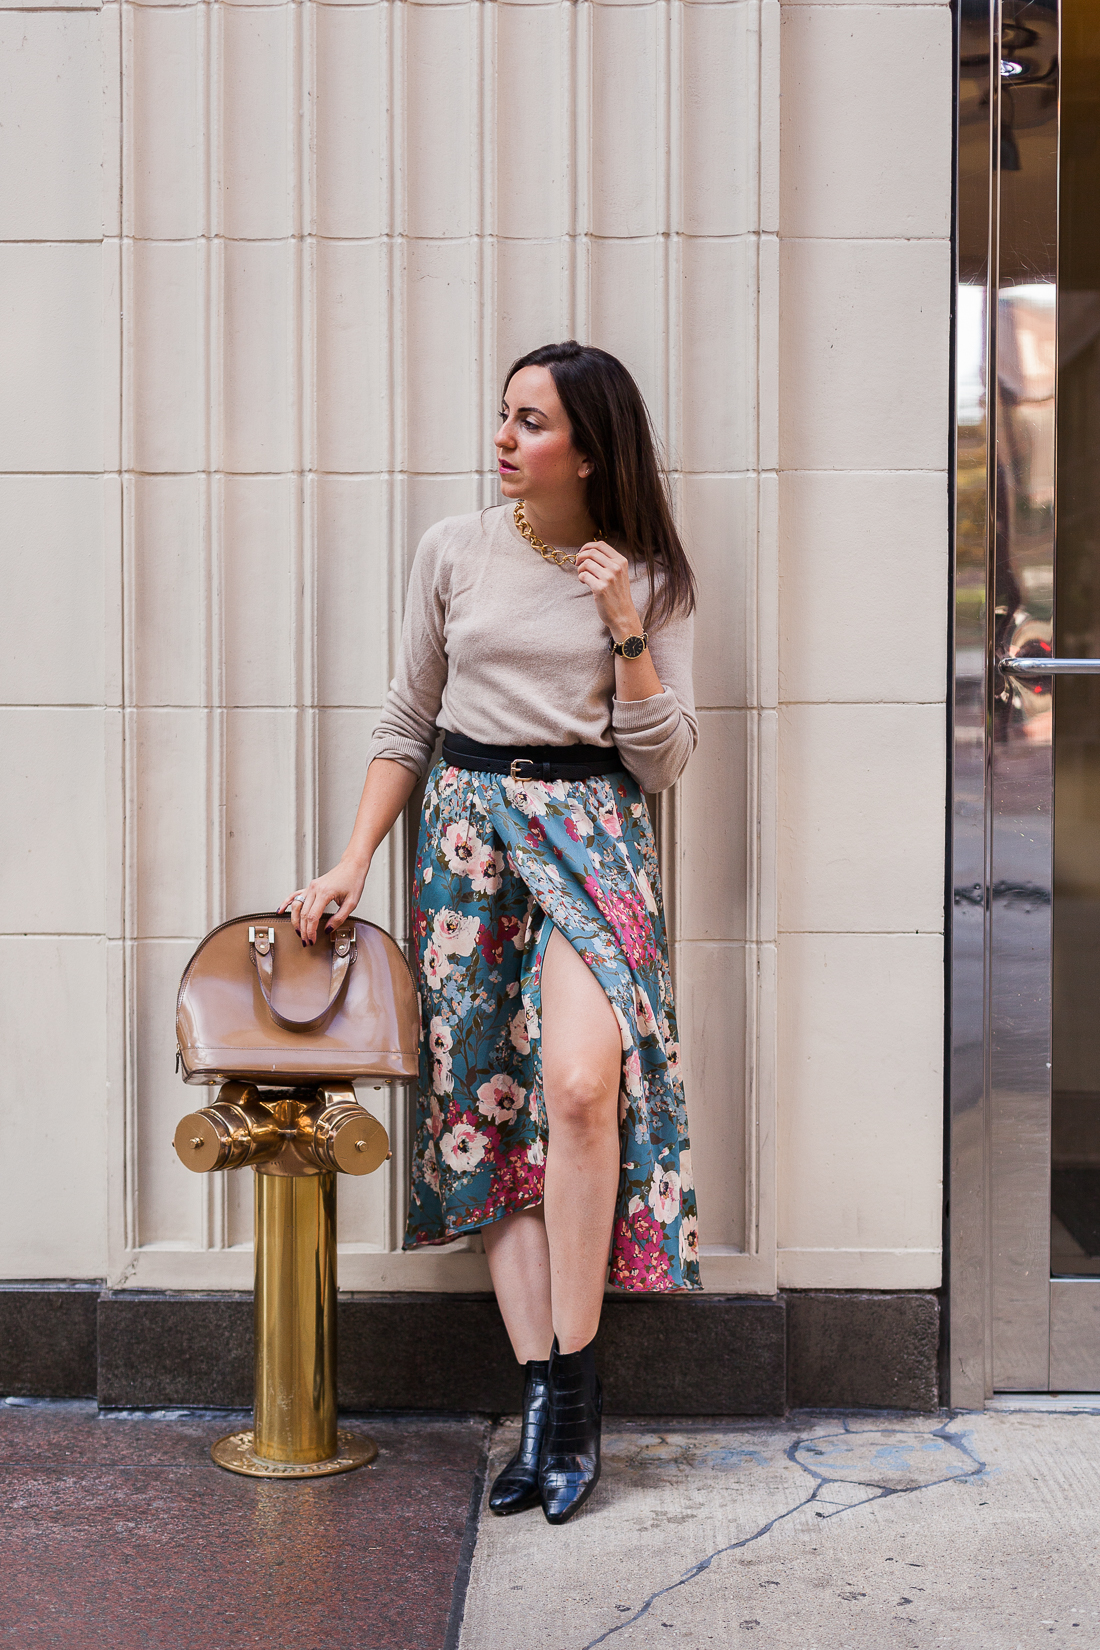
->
[279,857,370,946]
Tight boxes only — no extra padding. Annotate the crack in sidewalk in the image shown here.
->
[579,1416,987,1648]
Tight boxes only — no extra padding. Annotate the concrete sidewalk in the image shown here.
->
[458,1404,1100,1649]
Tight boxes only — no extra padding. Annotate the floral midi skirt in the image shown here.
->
[404,758,701,1292]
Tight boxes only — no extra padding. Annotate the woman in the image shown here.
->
[283,341,700,1524]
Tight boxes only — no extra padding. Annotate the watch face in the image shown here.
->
[622,635,646,659]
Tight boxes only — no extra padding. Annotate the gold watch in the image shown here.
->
[609,631,649,660]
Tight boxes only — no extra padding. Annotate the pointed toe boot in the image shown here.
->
[539,1337,602,1525]
[488,1359,551,1516]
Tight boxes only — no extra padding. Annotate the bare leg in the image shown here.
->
[483,925,621,1361]
[483,1207,554,1362]
[540,925,621,1354]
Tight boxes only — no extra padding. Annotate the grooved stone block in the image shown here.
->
[0,1284,99,1398]
[97,1293,253,1409]
[786,1291,940,1412]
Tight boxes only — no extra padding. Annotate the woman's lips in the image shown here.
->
[498,462,518,474]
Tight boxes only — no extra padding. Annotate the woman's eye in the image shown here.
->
[522,419,539,432]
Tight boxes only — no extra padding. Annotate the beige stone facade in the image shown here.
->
[0,0,950,1295]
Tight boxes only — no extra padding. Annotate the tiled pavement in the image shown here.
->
[0,1400,487,1650]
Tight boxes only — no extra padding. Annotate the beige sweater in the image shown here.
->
[367,505,697,794]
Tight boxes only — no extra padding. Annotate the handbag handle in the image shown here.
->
[248,923,357,1033]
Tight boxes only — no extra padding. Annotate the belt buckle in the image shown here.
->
[510,758,536,781]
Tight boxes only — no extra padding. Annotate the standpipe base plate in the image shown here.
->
[211,1429,378,1478]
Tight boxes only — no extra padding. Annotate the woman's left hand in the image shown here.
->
[575,540,642,642]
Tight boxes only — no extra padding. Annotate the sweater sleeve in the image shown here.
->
[611,606,697,793]
[366,525,451,778]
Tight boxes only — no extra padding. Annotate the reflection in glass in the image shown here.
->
[1051,0,1100,1277]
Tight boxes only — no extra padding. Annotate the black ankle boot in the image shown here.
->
[539,1336,602,1525]
[489,1359,551,1516]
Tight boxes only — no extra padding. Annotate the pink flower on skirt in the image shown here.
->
[476,1072,527,1126]
[609,1205,670,1290]
[439,1122,489,1172]
[583,876,658,969]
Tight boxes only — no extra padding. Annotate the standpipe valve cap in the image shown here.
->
[172,1083,284,1174]
[294,1093,391,1176]
[173,1113,224,1174]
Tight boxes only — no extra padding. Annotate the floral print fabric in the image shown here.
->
[404,760,701,1292]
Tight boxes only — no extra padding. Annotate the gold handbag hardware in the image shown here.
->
[176,911,419,1086]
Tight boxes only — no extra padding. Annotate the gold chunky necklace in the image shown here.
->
[513,501,603,569]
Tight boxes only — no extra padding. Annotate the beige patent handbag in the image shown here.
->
[176,912,420,1086]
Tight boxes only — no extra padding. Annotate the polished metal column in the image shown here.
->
[987,0,1059,1393]
[949,0,998,1408]
[252,1170,338,1465]
[950,0,1060,1400]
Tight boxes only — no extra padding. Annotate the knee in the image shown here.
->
[547,1067,615,1135]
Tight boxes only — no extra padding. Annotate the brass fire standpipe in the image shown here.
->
[173,1080,390,1479]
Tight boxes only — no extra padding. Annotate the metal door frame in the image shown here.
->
[949,0,1061,1404]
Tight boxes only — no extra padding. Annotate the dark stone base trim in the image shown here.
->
[0,1283,101,1399]
[98,1291,254,1409]
[785,1290,940,1412]
[2,1286,940,1414]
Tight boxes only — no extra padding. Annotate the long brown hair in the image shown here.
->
[503,341,696,626]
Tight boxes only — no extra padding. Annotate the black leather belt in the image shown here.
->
[441,731,623,781]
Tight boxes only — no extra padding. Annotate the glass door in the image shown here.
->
[951,0,1100,1399]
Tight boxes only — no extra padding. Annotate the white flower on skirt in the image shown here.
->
[429,1097,443,1139]
[627,1193,645,1217]
[665,1041,681,1080]
[423,865,433,884]
[597,806,622,839]
[469,844,504,894]
[624,1049,644,1098]
[508,1007,530,1055]
[420,1148,440,1193]
[441,821,486,876]
[569,806,594,838]
[432,1053,454,1095]
[678,1148,693,1194]
[521,992,540,1043]
[611,1002,634,1053]
[423,939,451,988]
[635,868,658,914]
[679,1215,700,1267]
[503,778,550,816]
[428,1015,453,1056]
[439,1122,488,1172]
[633,984,659,1038]
[432,908,481,956]
[476,1072,527,1125]
[527,1137,545,1167]
[648,1165,681,1226]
